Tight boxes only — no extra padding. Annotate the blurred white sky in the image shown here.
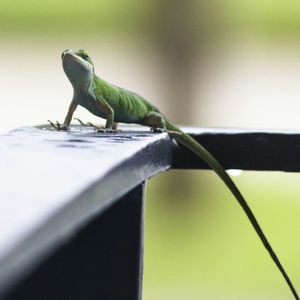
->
[196,41,300,129]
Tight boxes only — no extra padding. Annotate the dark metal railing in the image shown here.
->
[0,125,299,300]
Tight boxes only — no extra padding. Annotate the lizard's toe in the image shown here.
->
[47,120,69,131]
[75,118,104,131]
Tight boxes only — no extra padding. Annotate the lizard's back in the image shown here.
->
[93,75,160,124]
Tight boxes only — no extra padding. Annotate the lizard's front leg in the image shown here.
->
[103,104,114,130]
[48,99,78,131]
[94,99,118,132]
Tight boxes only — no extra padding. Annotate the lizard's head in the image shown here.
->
[61,49,94,92]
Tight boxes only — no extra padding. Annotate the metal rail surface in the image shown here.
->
[0,125,299,299]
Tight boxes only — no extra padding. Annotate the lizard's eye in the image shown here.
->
[79,49,88,56]
[82,54,90,61]
[77,49,89,61]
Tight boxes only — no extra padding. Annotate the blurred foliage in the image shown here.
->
[225,0,300,38]
[144,170,300,299]
[0,0,154,35]
[1,0,300,38]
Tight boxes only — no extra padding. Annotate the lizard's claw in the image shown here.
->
[47,120,69,131]
[74,118,93,127]
[73,118,85,126]
[74,118,105,131]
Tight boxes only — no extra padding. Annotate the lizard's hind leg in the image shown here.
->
[142,111,166,132]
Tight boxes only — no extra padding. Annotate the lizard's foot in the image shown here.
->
[47,120,69,131]
[150,127,165,133]
[74,118,105,131]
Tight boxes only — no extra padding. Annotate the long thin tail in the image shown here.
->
[166,121,299,300]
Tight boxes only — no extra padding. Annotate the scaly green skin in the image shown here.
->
[50,49,299,299]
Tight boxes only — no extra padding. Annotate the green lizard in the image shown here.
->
[49,49,299,299]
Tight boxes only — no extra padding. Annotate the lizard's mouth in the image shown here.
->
[61,49,73,60]
[61,50,84,65]
[62,51,92,73]
[62,52,83,63]
[61,50,93,71]
[61,49,82,60]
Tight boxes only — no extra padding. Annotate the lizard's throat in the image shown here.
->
[68,73,93,93]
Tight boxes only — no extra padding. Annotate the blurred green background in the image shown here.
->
[1,0,300,299]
